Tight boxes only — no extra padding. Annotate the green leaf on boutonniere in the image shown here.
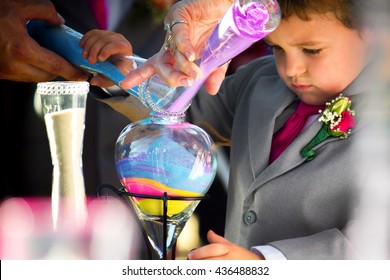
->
[300,94,355,161]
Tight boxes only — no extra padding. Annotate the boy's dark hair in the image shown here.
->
[277,0,369,30]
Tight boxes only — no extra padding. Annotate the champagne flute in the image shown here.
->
[37,81,89,231]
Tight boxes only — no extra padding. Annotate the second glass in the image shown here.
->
[38,81,89,231]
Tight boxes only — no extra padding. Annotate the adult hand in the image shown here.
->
[0,0,88,82]
[120,0,233,95]
[187,230,264,260]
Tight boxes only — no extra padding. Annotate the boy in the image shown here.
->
[82,0,375,259]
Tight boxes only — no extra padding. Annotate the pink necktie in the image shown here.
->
[89,0,108,30]
[269,101,324,164]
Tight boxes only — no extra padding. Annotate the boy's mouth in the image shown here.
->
[292,83,312,91]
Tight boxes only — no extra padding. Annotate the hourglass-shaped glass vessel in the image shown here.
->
[115,112,217,259]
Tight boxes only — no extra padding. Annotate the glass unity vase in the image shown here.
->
[37,81,89,231]
[114,110,217,259]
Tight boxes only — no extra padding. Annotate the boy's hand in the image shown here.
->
[80,29,134,88]
[187,230,264,260]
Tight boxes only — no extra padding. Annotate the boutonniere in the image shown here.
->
[300,94,355,161]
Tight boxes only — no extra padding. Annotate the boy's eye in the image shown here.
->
[303,48,322,55]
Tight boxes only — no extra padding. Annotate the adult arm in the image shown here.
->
[0,0,88,82]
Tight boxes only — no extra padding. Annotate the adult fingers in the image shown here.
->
[119,55,158,89]
[164,2,196,62]
[28,41,88,81]
[155,49,195,87]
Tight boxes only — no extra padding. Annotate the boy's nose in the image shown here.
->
[284,55,306,77]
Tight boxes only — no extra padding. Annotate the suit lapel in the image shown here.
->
[248,75,296,179]
[248,116,326,194]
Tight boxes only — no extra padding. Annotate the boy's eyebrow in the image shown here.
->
[263,37,322,47]
[293,41,322,46]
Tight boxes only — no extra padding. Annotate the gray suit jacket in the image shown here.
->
[186,55,373,259]
[102,55,372,259]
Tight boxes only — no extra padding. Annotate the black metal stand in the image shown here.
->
[96,184,208,260]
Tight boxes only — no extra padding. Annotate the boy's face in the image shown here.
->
[265,13,373,105]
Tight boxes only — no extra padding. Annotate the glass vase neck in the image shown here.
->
[149,111,185,123]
